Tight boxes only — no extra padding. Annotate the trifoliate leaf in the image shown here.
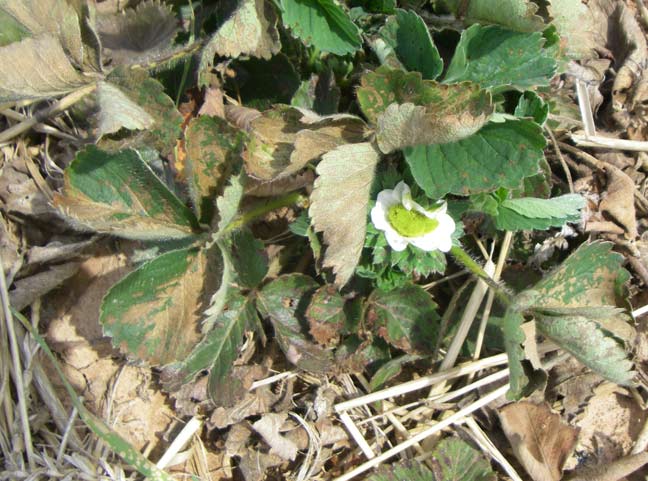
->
[185,116,246,223]
[96,81,154,136]
[54,146,199,240]
[244,105,366,181]
[444,25,557,91]
[257,274,333,373]
[102,66,183,156]
[515,91,549,125]
[96,0,178,67]
[306,285,346,347]
[310,142,381,286]
[500,312,530,399]
[405,119,546,198]
[494,194,585,231]
[0,35,88,103]
[365,284,439,353]
[280,0,362,55]
[199,0,280,81]
[378,9,443,80]
[160,291,255,391]
[101,244,223,366]
[0,0,84,65]
[442,0,544,32]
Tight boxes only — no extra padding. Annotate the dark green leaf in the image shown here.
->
[369,354,421,391]
[54,146,199,240]
[280,0,362,55]
[306,285,346,346]
[405,119,546,198]
[500,312,529,399]
[219,228,268,289]
[444,25,557,91]
[365,284,439,352]
[101,245,223,366]
[494,194,585,231]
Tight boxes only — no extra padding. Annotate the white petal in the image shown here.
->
[409,234,442,251]
[376,189,400,209]
[385,229,408,251]
[371,204,389,231]
[437,213,456,236]
[393,182,411,203]
[437,235,453,252]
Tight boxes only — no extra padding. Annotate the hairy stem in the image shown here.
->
[220,191,307,235]
[450,245,512,307]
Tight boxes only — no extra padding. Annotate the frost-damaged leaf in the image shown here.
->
[0,10,29,46]
[185,116,246,223]
[547,0,602,59]
[494,194,585,231]
[0,35,88,103]
[253,413,299,461]
[357,68,492,152]
[366,284,439,352]
[200,0,280,78]
[96,81,154,137]
[0,0,84,65]
[306,284,346,347]
[499,402,579,481]
[96,0,178,66]
[405,119,545,198]
[310,142,381,286]
[378,9,443,80]
[280,0,362,55]
[444,25,557,91]
[442,0,544,32]
[54,146,198,240]
[257,274,333,373]
[160,291,254,391]
[216,172,246,233]
[244,106,366,181]
[102,67,183,156]
[101,244,223,366]
[500,312,530,399]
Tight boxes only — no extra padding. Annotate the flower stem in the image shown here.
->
[220,191,307,235]
[449,245,512,307]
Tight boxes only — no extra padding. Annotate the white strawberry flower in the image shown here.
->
[370,181,456,252]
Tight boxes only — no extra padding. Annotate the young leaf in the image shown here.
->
[365,284,439,352]
[101,244,223,366]
[444,25,557,91]
[357,67,493,152]
[378,9,443,80]
[306,284,346,346]
[160,291,255,391]
[515,91,549,125]
[500,312,530,399]
[280,0,362,56]
[96,0,178,67]
[405,119,546,198]
[0,0,84,65]
[0,35,88,103]
[185,116,246,223]
[199,0,280,81]
[309,142,381,286]
[54,146,199,240]
[102,66,183,156]
[96,81,155,136]
[257,274,333,373]
[442,0,544,32]
[494,194,585,231]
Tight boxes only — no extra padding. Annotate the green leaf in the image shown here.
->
[96,81,155,136]
[369,460,435,481]
[257,274,333,373]
[369,354,422,391]
[160,291,255,391]
[218,228,268,289]
[350,0,395,14]
[280,0,362,55]
[514,91,549,125]
[405,119,546,198]
[96,0,179,67]
[185,116,246,224]
[101,244,223,366]
[494,194,585,231]
[378,9,443,80]
[306,285,346,347]
[103,67,183,156]
[500,312,529,399]
[216,172,246,233]
[54,146,199,240]
[365,284,439,352]
[357,68,493,152]
[0,35,88,103]
[444,25,557,91]
[442,0,544,32]
[309,142,381,286]
[199,0,280,83]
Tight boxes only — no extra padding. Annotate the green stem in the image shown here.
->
[221,191,306,235]
[450,245,513,307]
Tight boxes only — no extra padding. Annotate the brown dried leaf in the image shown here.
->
[600,167,638,239]
[499,401,579,481]
[252,413,299,461]
[9,262,81,310]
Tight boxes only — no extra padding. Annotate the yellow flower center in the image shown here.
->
[387,204,439,237]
